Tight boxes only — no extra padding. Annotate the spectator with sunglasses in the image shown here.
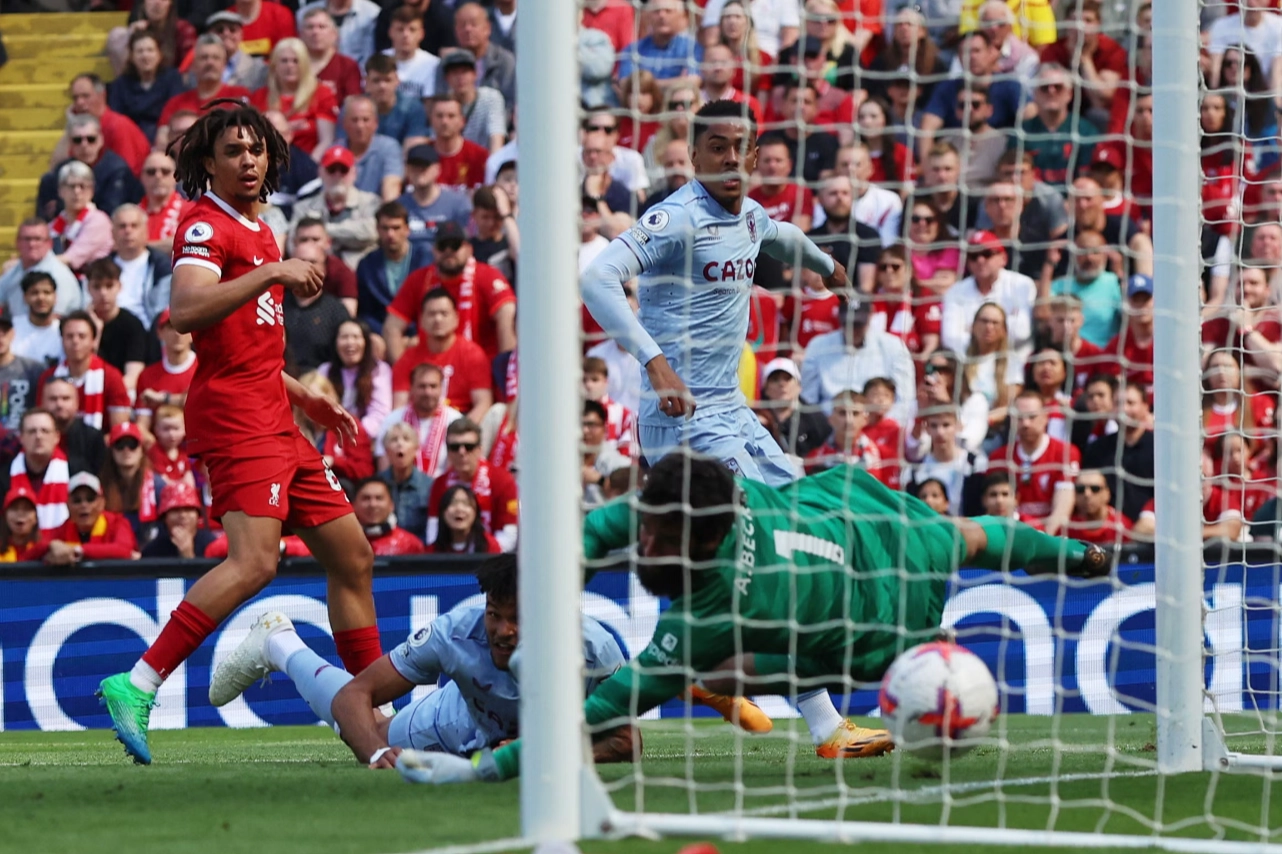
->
[579,110,651,200]
[139,153,190,255]
[906,198,962,293]
[919,30,1032,162]
[1014,63,1098,193]
[51,73,150,179]
[941,82,1006,192]
[425,418,517,551]
[1065,469,1131,546]
[37,115,143,226]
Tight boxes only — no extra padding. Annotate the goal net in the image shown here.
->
[519,0,1282,850]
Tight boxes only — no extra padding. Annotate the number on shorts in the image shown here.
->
[324,462,343,492]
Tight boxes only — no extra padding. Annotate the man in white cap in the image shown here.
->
[756,357,830,460]
[42,472,138,564]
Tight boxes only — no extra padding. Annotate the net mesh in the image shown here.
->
[573,0,1282,846]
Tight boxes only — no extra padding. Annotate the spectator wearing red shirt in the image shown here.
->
[1202,265,1282,375]
[867,245,940,356]
[156,36,252,152]
[781,270,840,353]
[429,95,491,191]
[41,472,138,564]
[61,73,150,178]
[250,38,339,159]
[1066,469,1131,546]
[987,390,1081,534]
[301,8,363,105]
[749,138,813,292]
[233,0,298,57]
[1214,431,1276,524]
[1038,0,1127,122]
[392,288,494,420]
[352,477,425,556]
[582,357,635,458]
[804,389,879,476]
[426,418,517,550]
[135,309,197,436]
[429,482,503,554]
[861,377,903,485]
[0,485,45,563]
[1047,295,1109,397]
[699,44,764,125]
[37,311,131,432]
[1137,453,1245,543]
[1103,275,1155,398]
[581,0,635,56]
[140,152,190,254]
[1202,349,1275,455]
[384,222,517,362]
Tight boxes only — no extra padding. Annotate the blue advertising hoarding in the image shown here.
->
[0,564,1278,732]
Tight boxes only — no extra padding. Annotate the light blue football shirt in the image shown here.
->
[389,602,625,746]
[616,180,779,423]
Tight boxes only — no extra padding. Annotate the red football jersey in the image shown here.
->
[869,293,941,354]
[172,193,294,454]
[1203,394,1275,452]
[781,287,840,351]
[1066,338,1111,396]
[135,354,198,420]
[749,184,813,226]
[436,140,491,190]
[1067,507,1132,546]
[147,192,193,244]
[392,336,493,413]
[746,286,779,364]
[388,260,515,360]
[427,459,518,536]
[1103,328,1155,397]
[987,436,1081,520]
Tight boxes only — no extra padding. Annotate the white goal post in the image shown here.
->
[514,0,1282,848]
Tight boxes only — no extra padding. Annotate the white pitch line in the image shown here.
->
[390,837,531,854]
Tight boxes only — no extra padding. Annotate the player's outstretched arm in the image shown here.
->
[760,221,847,291]
[330,655,416,767]
[168,259,323,333]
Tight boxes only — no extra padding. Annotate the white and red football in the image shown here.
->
[877,641,1000,760]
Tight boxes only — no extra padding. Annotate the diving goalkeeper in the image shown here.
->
[396,454,1108,784]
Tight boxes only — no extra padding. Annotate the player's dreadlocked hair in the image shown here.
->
[476,553,518,605]
[169,100,290,202]
[690,98,759,146]
[638,454,738,594]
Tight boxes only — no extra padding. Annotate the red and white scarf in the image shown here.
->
[54,356,109,429]
[445,257,477,342]
[404,406,450,475]
[51,204,94,248]
[10,450,70,533]
[149,192,187,241]
[489,411,518,472]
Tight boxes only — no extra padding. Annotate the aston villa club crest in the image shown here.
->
[747,215,757,243]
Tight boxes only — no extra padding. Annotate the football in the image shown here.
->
[878,641,1000,760]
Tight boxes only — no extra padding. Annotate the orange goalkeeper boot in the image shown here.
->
[687,685,774,733]
[815,719,895,759]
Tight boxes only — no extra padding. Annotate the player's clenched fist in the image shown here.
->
[822,258,849,293]
[274,258,325,298]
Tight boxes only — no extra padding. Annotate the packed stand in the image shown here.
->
[0,0,1273,563]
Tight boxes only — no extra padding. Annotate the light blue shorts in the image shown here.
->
[637,405,798,487]
[387,682,488,756]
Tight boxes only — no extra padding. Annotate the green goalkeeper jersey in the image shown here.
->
[580,465,957,729]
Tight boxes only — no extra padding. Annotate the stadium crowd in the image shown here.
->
[0,0,1278,563]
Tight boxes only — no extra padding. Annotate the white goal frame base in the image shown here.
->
[1202,716,1282,773]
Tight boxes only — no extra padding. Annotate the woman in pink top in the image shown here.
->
[907,197,961,293]
[51,161,113,274]
[317,320,393,440]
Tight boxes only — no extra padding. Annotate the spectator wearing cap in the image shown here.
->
[290,146,380,268]
[42,472,139,564]
[142,481,217,559]
[37,115,143,226]
[205,10,270,91]
[155,36,252,152]
[1014,63,1098,193]
[0,306,43,434]
[756,357,830,459]
[135,309,197,435]
[1069,174,1153,280]
[801,298,917,425]
[109,203,172,331]
[100,421,163,545]
[385,222,516,363]
[12,274,65,369]
[919,30,1032,162]
[337,95,402,203]
[438,2,516,105]
[106,29,189,144]
[84,259,148,394]
[139,152,191,256]
[300,8,362,104]
[356,201,434,333]
[363,54,430,149]
[1049,230,1121,348]
[0,485,43,563]
[52,73,150,178]
[41,379,104,478]
[1103,274,1156,397]
[941,231,1036,357]
[382,5,439,100]
[441,49,507,154]
[4,409,70,536]
[806,175,880,293]
[0,219,81,321]
[295,0,381,68]
[397,144,473,255]
[284,242,355,373]
[351,476,426,555]
[951,1,1040,82]
[289,218,359,315]
[1089,92,1154,218]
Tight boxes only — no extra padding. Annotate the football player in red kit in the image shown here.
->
[98,102,382,765]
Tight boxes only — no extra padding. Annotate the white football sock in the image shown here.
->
[267,630,308,672]
[796,689,845,745]
[129,660,163,693]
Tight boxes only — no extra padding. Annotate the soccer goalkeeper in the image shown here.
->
[396,454,1108,784]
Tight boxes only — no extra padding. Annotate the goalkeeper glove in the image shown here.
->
[395,747,501,784]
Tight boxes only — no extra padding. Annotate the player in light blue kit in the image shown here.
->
[581,100,881,759]
[208,555,637,767]
[581,98,848,484]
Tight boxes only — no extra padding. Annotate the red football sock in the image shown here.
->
[141,601,219,679]
[334,626,383,674]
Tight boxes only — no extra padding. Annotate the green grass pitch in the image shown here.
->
[0,715,1277,854]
